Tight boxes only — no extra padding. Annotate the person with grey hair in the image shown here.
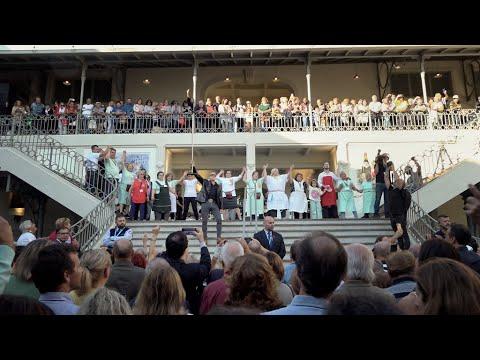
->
[3,239,51,299]
[77,287,132,315]
[373,240,391,273]
[105,239,145,303]
[16,220,37,247]
[335,244,395,302]
[199,240,245,315]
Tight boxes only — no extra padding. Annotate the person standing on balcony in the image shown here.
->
[178,169,200,221]
[263,164,293,219]
[244,100,254,132]
[92,102,105,133]
[318,162,339,219]
[289,172,308,219]
[65,98,77,133]
[129,169,150,221]
[218,98,233,132]
[82,98,94,134]
[123,98,134,131]
[11,100,27,133]
[373,151,390,218]
[151,171,171,221]
[233,97,245,132]
[429,93,445,127]
[258,97,272,130]
[133,98,144,133]
[113,101,127,133]
[118,151,135,216]
[244,168,265,220]
[216,167,245,221]
[368,95,382,127]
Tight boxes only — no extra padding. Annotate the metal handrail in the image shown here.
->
[0,120,118,251]
[399,137,480,243]
[2,109,479,135]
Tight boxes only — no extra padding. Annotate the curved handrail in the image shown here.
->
[0,119,118,251]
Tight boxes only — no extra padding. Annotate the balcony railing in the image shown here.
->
[2,109,479,135]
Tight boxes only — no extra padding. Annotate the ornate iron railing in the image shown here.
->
[0,120,118,251]
[2,109,479,135]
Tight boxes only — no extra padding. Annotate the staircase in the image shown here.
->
[127,219,393,260]
[0,120,117,251]
[398,137,480,243]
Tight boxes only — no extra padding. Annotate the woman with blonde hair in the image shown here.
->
[134,260,187,315]
[70,249,112,305]
[77,287,132,315]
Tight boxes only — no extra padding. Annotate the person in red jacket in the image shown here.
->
[317,162,340,218]
[129,169,150,221]
[48,217,78,248]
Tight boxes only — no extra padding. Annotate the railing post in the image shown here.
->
[368,112,372,131]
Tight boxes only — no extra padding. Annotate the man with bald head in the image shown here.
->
[105,239,145,302]
[265,231,347,315]
[253,216,286,259]
[200,240,245,314]
[385,176,411,250]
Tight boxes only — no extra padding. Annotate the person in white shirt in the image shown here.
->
[369,95,382,127]
[84,145,106,194]
[105,101,115,134]
[262,164,294,219]
[16,220,37,247]
[216,167,246,221]
[82,98,94,133]
[178,169,200,220]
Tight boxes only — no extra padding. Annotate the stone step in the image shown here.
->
[127,219,392,261]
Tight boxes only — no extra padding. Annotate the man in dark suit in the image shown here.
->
[105,239,145,303]
[253,216,286,259]
[447,224,480,274]
[158,229,211,314]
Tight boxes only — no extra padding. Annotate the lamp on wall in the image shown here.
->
[353,74,360,80]
[62,80,71,86]
[393,63,401,70]
[8,192,25,221]
[273,77,279,82]
[434,73,443,79]
[142,79,151,85]
[225,77,231,82]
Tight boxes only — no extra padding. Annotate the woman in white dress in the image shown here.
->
[289,173,308,219]
[165,173,179,221]
[262,164,293,219]
[216,167,246,221]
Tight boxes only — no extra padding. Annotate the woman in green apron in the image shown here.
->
[358,172,375,218]
[244,169,265,220]
[337,171,360,219]
[151,171,171,221]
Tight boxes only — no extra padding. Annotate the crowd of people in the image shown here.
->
[5,89,479,134]
[1,182,480,315]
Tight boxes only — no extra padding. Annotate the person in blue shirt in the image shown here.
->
[264,231,347,315]
[282,239,302,284]
[31,244,82,315]
[123,98,134,130]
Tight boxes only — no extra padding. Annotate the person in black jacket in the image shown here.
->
[385,175,411,250]
[158,229,211,314]
[253,216,286,259]
[192,166,223,243]
[447,224,480,275]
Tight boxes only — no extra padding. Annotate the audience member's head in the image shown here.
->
[416,258,480,315]
[408,243,421,259]
[328,292,403,315]
[112,239,134,262]
[19,220,36,234]
[77,288,133,315]
[165,231,188,260]
[345,244,375,283]
[372,271,392,289]
[264,251,285,282]
[77,249,112,296]
[263,216,275,231]
[386,251,416,280]
[225,253,282,312]
[290,239,302,263]
[134,260,186,315]
[296,231,347,298]
[132,252,147,269]
[373,240,390,261]
[0,295,54,315]
[31,244,81,294]
[437,215,451,232]
[220,240,244,273]
[54,217,71,232]
[12,239,51,282]
[418,238,460,266]
[447,224,472,247]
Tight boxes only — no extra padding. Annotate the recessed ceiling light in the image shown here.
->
[434,73,443,78]
[394,64,401,69]
[63,80,71,86]
[273,77,279,82]
[143,79,151,85]
[353,74,360,80]
[225,77,230,82]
